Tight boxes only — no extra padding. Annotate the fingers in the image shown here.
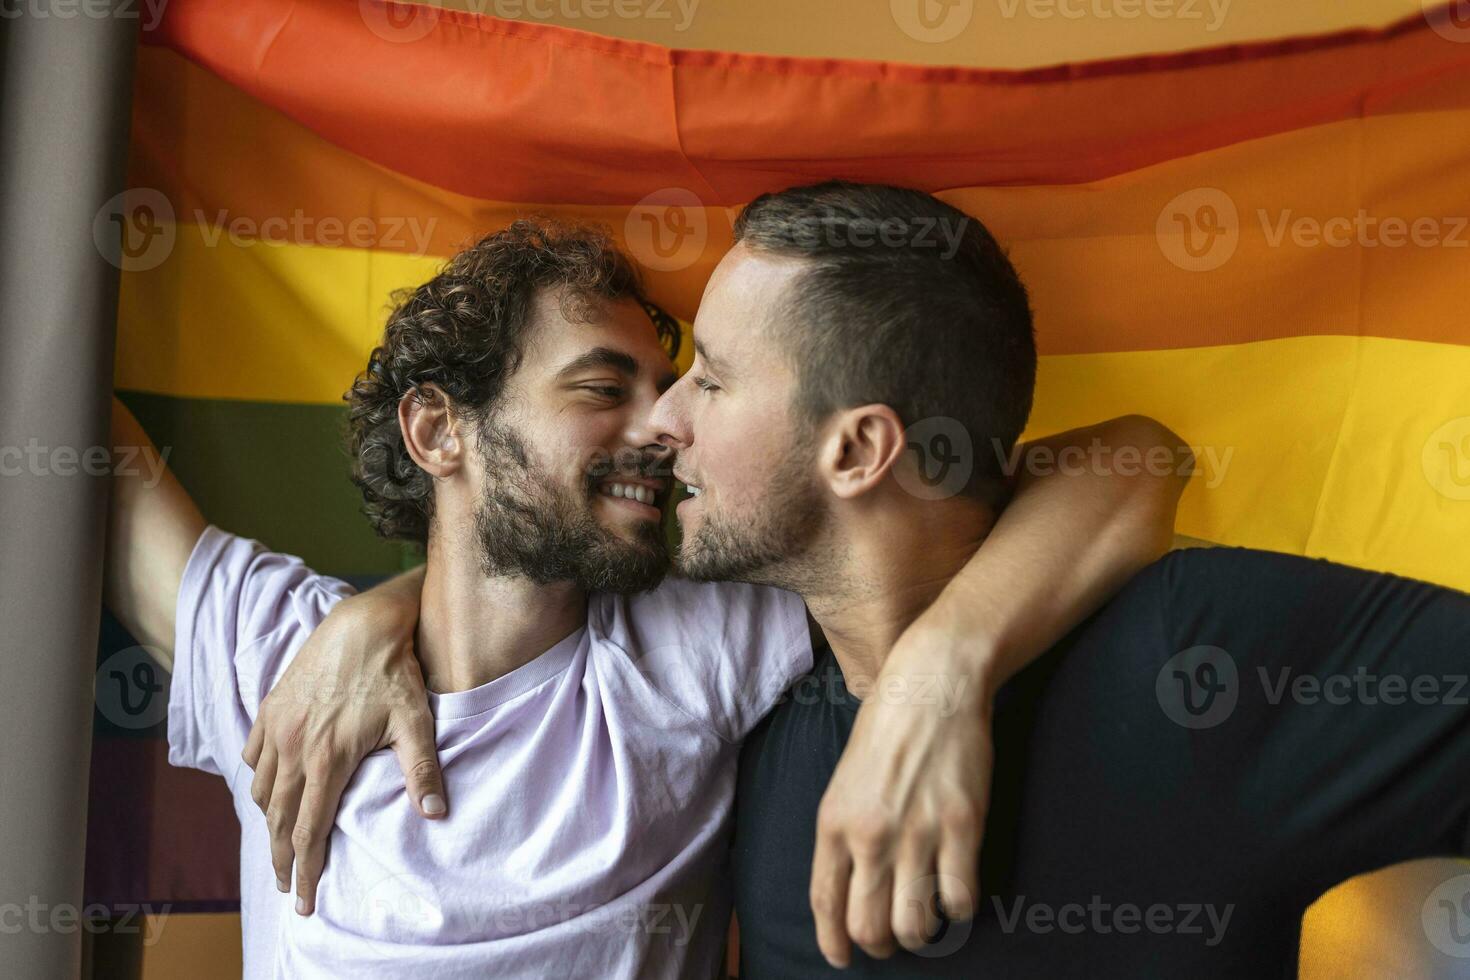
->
[249,743,278,821]
[813,798,983,966]
[390,708,447,819]
[291,763,353,916]
[242,712,265,769]
[810,825,853,968]
[936,801,984,921]
[845,845,897,962]
[265,769,305,896]
[890,838,940,952]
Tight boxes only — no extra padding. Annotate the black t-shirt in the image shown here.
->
[733,546,1470,978]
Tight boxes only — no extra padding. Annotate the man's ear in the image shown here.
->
[817,403,907,500]
[399,384,466,478]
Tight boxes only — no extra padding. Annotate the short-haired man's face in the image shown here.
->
[468,290,679,592]
[652,245,828,587]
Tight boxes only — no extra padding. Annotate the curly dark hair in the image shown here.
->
[347,220,680,545]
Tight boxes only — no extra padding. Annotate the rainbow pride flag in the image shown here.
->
[92,0,1470,924]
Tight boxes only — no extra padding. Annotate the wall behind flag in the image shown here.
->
[432,0,1427,65]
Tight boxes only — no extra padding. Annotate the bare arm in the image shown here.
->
[809,414,1192,966]
[103,396,207,671]
[106,394,431,915]
[911,412,1189,687]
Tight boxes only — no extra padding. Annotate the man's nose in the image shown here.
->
[647,375,691,452]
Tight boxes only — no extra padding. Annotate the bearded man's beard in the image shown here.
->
[473,425,667,594]
[674,448,826,589]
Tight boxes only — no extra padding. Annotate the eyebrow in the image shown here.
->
[555,347,639,380]
[693,338,730,377]
[556,346,679,392]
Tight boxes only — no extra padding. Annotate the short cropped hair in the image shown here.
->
[734,181,1036,503]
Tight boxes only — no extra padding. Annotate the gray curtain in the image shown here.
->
[0,5,137,977]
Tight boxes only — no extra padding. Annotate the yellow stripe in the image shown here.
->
[116,232,435,405]
[1024,335,1470,593]
[115,228,692,406]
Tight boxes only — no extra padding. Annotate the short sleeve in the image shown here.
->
[169,526,354,778]
[595,580,812,743]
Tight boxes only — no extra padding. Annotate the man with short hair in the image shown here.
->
[693,183,1470,974]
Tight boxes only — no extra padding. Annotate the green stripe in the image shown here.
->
[119,391,420,576]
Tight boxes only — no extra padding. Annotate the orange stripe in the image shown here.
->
[128,45,1470,351]
[126,49,726,322]
[142,0,1470,205]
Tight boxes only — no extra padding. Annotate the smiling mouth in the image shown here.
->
[597,480,665,509]
[674,474,703,498]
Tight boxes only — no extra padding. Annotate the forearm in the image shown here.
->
[812,416,1191,962]
[103,396,207,668]
[319,564,425,641]
[907,414,1190,692]
[268,563,426,709]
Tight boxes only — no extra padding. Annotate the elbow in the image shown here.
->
[1104,413,1193,493]
[1098,414,1191,558]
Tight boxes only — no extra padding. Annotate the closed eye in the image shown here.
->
[693,376,720,393]
[582,385,625,399]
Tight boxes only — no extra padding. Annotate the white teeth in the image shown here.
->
[686,486,702,497]
[602,483,656,505]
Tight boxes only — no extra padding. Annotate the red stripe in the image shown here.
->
[142,0,1470,205]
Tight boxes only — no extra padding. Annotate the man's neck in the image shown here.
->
[415,533,587,694]
[802,493,991,694]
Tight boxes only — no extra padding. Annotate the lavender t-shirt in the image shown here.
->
[168,526,811,978]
